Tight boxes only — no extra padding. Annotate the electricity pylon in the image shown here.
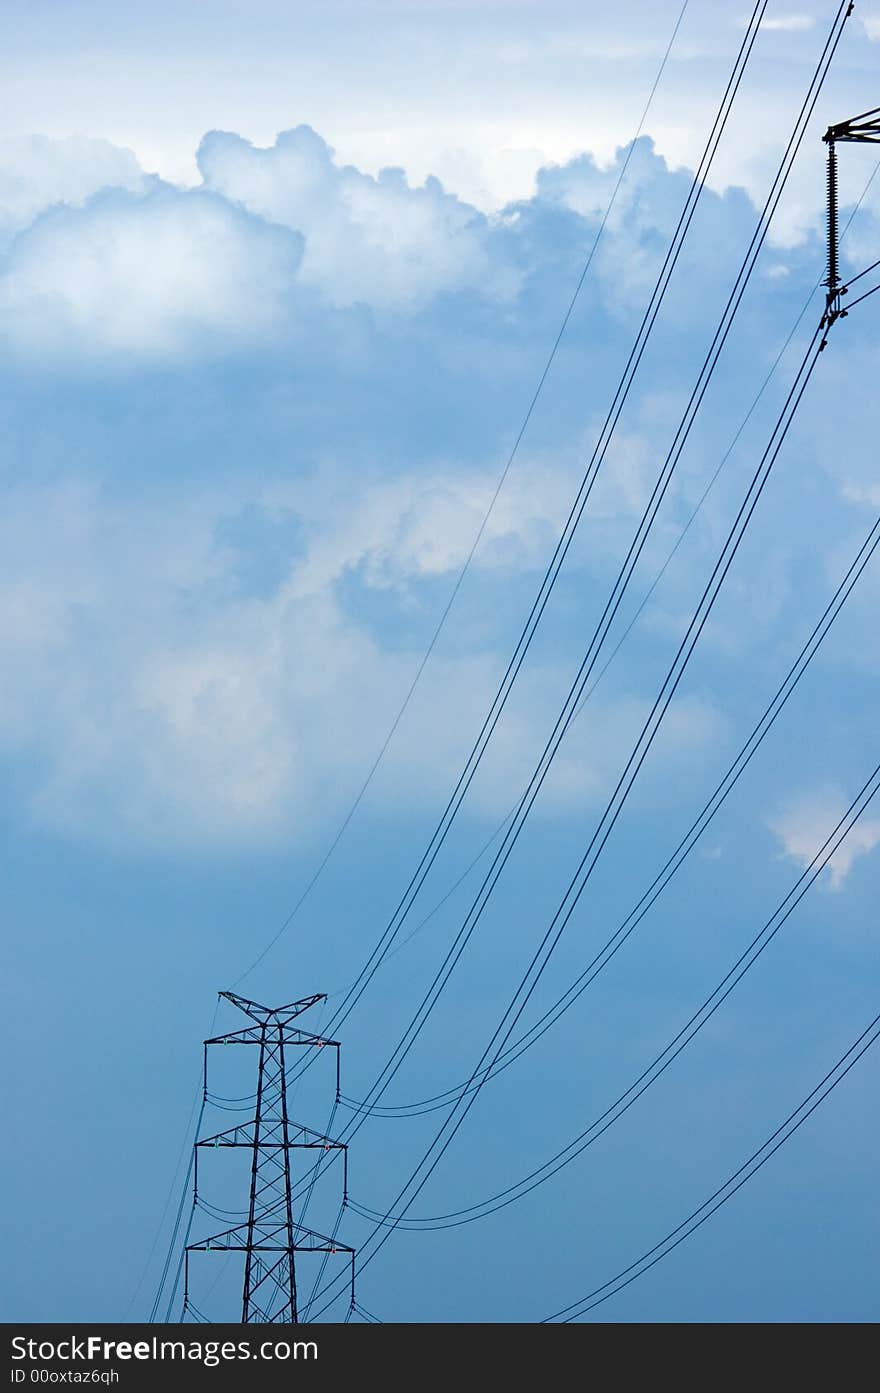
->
[184,990,353,1323]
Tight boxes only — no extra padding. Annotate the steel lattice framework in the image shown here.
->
[184,991,353,1323]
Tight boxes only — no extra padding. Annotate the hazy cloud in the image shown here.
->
[760,15,815,32]
[769,790,880,890]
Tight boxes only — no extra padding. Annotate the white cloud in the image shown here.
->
[196,126,517,311]
[0,134,146,248]
[842,481,880,508]
[0,124,527,359]
[0,124,784,363]
[0,447,720,850]
[0,185,303,358]
[760,15,815,32]
[257,417,661,605]
[768,790,880,890]
[0,118,838,852]
[531,138,756,312]
[275,453,582,600]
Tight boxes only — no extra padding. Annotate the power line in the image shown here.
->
[352,330,827,1242]
[144,999,223,1321]
[348,755,880,1230]
[125,1079,205,1319]
[308,320,824,1310]
[278,0,769,1056]
[327,151,879,1048]
[332,281,817,1016]
[315,0,848,1158]
[341,503,880,1122]
[310,200,861,1313]
[229,0,691,990]
[543,1003,880,1321]
[352,1301,384,1324]
[147,1098,205,1323]
[844,278,880,311]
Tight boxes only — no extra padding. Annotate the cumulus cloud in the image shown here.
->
[0,134,146,248]
[768,791,880,890]
[0,118,857,851]
[0,185,304,359]
[0,125,747,370]
[0,127,786,363]
[0,124,528,359]
[196,126,517,311]
[535,137,679,226]
[527,136,760,315]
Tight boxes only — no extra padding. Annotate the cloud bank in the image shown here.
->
[0,124,876,851]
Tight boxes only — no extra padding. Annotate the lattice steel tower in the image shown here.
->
[184,990,353,1323]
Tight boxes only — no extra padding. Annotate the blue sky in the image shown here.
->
[2,0,879,1323]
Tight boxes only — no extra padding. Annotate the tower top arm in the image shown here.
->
[219,989,327,1026]
[824,106,880,144]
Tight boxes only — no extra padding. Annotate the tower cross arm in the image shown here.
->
[219,990,327,1025]
[204,1025,337,1047]
[824,107,880,143]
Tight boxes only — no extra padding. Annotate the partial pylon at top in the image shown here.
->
[823,104,880,145]
[822,102,880,323]
[219,990,326,1027]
